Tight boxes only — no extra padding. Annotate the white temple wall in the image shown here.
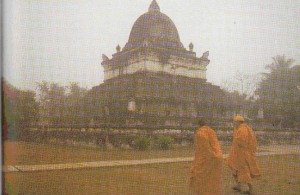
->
[144,61,162,72]
[104,59,206,81]
[125,62,143,74]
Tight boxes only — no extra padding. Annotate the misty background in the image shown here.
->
[3,0,300,90]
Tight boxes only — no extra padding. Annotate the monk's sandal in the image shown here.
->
[232,185,241,191]
[240,184,251,194]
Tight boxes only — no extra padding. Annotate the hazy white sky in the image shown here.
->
[3,0,300,90]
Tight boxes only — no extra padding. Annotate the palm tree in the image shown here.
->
[257,55,297,128]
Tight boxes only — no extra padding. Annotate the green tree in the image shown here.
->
[3,80,39,140]
[66,82,88,128]
[37,82,89,128]
[37,82,66,127]
[256,55,299,128]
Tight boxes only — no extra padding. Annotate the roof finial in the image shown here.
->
[149,0,160,12]
[189,42,194,52]
[116,44,121,52]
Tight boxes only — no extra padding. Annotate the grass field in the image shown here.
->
[3,141,300,194]
[5,141,260,166]
[4,141,197,165]
[4,154,300,195]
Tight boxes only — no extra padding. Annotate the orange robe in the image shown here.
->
[227,124,261,184]
[190,126,223,195]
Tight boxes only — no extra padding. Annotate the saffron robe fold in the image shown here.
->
[190,126,223,195]
[227,124,261,184]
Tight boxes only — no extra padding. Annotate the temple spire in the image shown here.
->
[148,0,160,12]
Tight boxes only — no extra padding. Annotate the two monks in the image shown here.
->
[190,116,261,195]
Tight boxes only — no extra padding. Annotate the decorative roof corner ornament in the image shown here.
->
[149,0,160,12]
[199,51,210,67]
[201,51,209,59]
[102,54,109,62]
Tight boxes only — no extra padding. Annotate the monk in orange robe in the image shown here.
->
[190,119,223,195]
[227,115,261,194]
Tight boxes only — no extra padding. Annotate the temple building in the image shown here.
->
[89,0,250,128]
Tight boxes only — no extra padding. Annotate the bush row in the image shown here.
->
[14,128,300,149]
[133,136,174,150]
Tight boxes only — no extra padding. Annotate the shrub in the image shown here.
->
[219,136,232,142]
[133,137,151,151]
[256,136,271,145]
[155,136,174,150]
